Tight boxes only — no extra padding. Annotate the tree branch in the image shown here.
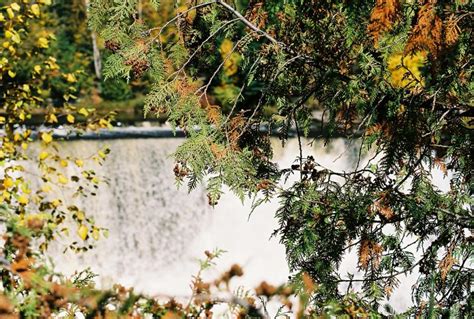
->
[215,0,279,45]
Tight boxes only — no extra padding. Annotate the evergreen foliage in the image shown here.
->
[91,0,473,316]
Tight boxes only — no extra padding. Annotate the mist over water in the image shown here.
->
[39,137,447,311]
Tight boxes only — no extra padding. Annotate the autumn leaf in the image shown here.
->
[387,51,427,89]
[58,174,68,185]
[41,132,53,144]
[66,73,77,83]
[47,114,58,123]
[77,224,88,240]
[39,151,49,160]
[10,3,21,12]
[78,107,89,116]
[37,37,49,48]
[18,195,29,205]
[67,114,75,123]
[30,4,40,17]
[3,178,14,189]
[75,159,84,167]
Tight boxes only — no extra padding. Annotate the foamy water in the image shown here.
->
[35,137,450,313]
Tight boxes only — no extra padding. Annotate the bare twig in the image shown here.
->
[215,0,279,45]
[169,18,240,80]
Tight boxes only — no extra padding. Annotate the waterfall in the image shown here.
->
[37,136,446,310]
[38,137,357,297]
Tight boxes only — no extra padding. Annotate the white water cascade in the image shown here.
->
[42,138,356,295]
[39,137,449,311]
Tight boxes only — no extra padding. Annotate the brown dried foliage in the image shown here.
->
[365,122,391,138]
[358,239,383,271]
[336,103,358,130]
[368,0,402,45]
[255,281,278,297]
[245,1,268,30]
[444,14,460,47]
[372,192,396,221]
[227,113,247,151]
[205,105,222,126]
[439,243,456,281]
[405,0,443,58]
[214,264,244,288]
[210,143,227,160]
[0,295,18,319]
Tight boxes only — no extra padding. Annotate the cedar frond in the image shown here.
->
[439,252,455,281]
[228,113,247,150]
[444,14,460,47]
[205,105,222,126]
[359,239,371,270]
[405,0,443,58]
[358,239,383,271]
[368,0,401,46]
[373,195,395,220]
[210,143,227,160]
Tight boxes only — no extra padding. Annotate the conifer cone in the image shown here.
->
[125,58,150,78]
[104,40,120,53]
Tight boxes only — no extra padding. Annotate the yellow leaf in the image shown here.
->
[75,159,84,167]
[2,191,11,200]
[99,118,109,127]
[0,116,6,124]
[8,70,16,78]
[220,39,234,56]
[41,184,52,193]
[60,159,68,167]
[92,228,100,241]
[66,73,77,83]
[39,151,49,160]
[21,183,31,195]
[37,37,49,49]
[76,211,85,221]
[10,3,21,11]
[77,224,88,240]
[387,51,427,89]
[3,178,14,189]
[66,114,75,123]
[11,33,20,44]
[30,4,40,17]
[47,114,58,123]
[46,57,59,70]
[41,132,52,144]
[78,108,89,117]
[0,13,5,22]
[21,142,28,150]
[57,174,68,185]
[98,151,106,159]
[6,8,14,19]
[34,65,41,74]
[39,0,52,5]
[18,195,29,205]
[51,199,61,207]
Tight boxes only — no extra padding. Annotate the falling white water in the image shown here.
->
[36,136,450,313]
[41,138,358,294]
